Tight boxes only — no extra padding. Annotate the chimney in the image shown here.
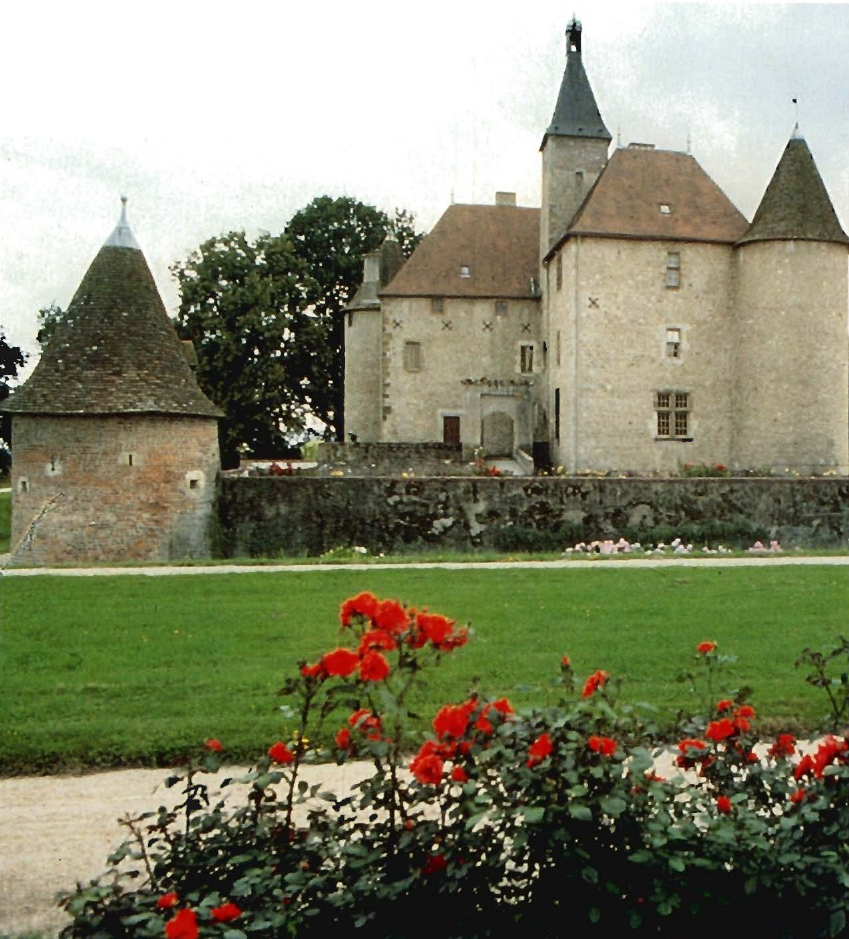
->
[495,191,517,206]
[362,251,381,283]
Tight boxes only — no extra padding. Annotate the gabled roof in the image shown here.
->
[542,26,611,147]
[381,204,540,299]
[561,148,749,249]
[4,205,223,418]
[737,135,849,247]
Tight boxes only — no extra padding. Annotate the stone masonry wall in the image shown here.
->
[217,476,849,557]
[10,414,220,566]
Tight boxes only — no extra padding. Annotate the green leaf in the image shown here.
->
[829,910,847,937]
[569,804,592,821]
[588,907,601,924]
[600,796,627,816]
[521,806,545,824]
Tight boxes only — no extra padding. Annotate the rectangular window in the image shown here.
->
[520,343,534,374]
[655,390,690,438]
[665,327,681,358]
[459,265,471,278]
[666,252,681,288]
[495,300,508,316]
[431,297,444,314]
[404,341,422,372]
[556,253,563,291]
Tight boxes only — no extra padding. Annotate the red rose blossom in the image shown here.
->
[735,704,755,719]
[204,738,222,752]
[715,795,732,814]
[165,908,198,939]
[706,718,736,742]
[339,591,379,627]
[422,854,448,875]
[300,662,322,678]
[417,612,455,645]
[268,741,294,764]
[157,892,179,909]
[357,629,397,655]
[410,747,444,785]
[768,733,796,758]
[374,599,410,634]
[697,641,717,654]
[789,788,806,804]
[433,701,475,740]
[716,699,733,713]
[588,735,617,756]
[527,732,553,767]
[581,669,609,698]
[348,708,382,739]
[320,647,360,678]
[335,727,352,748]
[359,650,390,682]
[211,903,242,923]
[451,765,469,783]
[561,655,571,668]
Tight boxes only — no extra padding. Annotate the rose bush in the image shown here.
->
[60,602,849,938]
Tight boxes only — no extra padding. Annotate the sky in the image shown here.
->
[2,0,848,381]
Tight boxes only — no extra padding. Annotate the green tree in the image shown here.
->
[0,329,27,461]
[36,303,66,349]
[173,198,422,461]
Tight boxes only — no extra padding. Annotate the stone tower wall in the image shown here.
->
[343,308,384,442]
[546,237,736,472]
[9,414,220,566]
[731,240,849,473]
[540,136,609,258]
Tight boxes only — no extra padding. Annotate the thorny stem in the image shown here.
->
[284,683,315,834]
[120,814,154,885]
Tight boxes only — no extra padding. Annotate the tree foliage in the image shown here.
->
[0,329,27,458]
[36,303,66,350]
[173,197,422,461]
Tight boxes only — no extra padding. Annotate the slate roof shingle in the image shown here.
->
[381,204,540,299]
[4,242,223,417]
[737,136,849,246]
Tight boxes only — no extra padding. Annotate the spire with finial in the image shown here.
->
[104,195,142,250]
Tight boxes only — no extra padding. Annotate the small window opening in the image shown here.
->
[128,453,134,467]
[459,265,471,278]
[495,300,508,316]
[520,343,534,374]
[666,252,681,288]
[660,203,671,215]
[189,478,199,490]
[404,341,422,372]
[665,328,682,358]
[431,297,444,313]
[19,478,29,493]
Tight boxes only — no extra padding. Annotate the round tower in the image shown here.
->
[732,134,849,474]
[2,199,223,565]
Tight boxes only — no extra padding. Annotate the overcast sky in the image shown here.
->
[2,0,847,379]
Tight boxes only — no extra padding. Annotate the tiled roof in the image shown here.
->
[4,242,223,417]
[737,136,849,246]
[381,204,540,299]
[561,148,749,249]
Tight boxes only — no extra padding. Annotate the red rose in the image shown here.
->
[789,788,806,804]
[561,655,571,668]
[339,591,379,627]
[410,747,444,785]
[735,705,755,719]
[812,735,849,777]
[300,662,322,678]
[335,727,352,748]
[768,733,796,758]
[374,599,410,634]
[675,738,707,769]
[697,641,717,654]
[527,732,553,767]
[204,738,222,752]
[165,908,198,939]
[706,718,736,742]
[211,903,242,923]
[268,741,294,764]
[417,612,454,645]
[348,708,382,738]
[451,765,469,783]
[357,629,397,655]
[793,754,815,780]
[715,795,732,814]
[438,626,469,651]
[581,669,609,698]
[359,650,390,682]
[588,735,617,756]
[320,648,359,678]
[715,699,733,713]
[433,702,474,740]
[157,892,179,909]
[422,854,448,875]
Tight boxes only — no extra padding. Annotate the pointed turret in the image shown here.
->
[539,19,611,257]
[5,199,222,417]
[541,18,612,148]
[737,135,849,246]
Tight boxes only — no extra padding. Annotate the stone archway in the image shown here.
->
[481,411,514,457]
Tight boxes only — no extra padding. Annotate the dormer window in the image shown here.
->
[660,204,671,215]
[460,265,471,278]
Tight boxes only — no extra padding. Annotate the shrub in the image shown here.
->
[60,600,849,938]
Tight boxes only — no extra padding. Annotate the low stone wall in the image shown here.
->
[216,476,849,557]
[315,441,469,476]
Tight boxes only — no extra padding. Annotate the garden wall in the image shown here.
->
[216,476,849,557]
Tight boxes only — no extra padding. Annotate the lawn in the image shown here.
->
[1,564,847,774]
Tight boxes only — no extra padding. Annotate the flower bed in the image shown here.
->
[61,599,849,938]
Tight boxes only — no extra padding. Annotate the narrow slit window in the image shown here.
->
[666,252,681,288]
[666,327,681,358]
[404,341,422,372]
[520,343,534,374]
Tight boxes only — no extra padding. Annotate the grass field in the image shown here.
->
[2,564,847,775]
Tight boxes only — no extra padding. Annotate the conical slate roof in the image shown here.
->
[737,135,849,246]
[541,20,611,148]
[4,202,223,417]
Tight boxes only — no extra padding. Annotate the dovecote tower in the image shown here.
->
[540,17,611,259]
[732,134,849,473]
[3,199,223,565]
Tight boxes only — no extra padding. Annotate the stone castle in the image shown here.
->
[343,19,849,476]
